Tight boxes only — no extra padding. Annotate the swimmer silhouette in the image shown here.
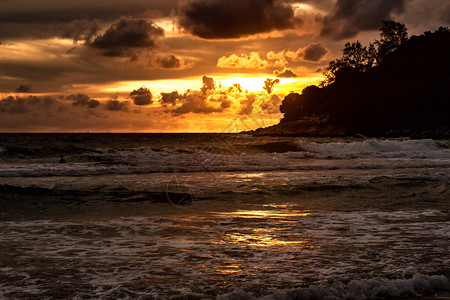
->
[59,155,66,164]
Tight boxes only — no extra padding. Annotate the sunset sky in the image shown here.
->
[1,0,448,132]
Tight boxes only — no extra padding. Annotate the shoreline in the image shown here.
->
[245,121,450,139]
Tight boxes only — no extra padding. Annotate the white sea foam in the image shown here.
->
[1,135,449,299]
[295,138,450,159]
[1,145,450,178]
[218,275,450,300]
[300,210,450,245]
[1,206,449,299]
[0,138,449,177]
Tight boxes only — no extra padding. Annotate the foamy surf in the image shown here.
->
[1,206,449,299]
[1,138,450,177]
[217,275,450,300]
[0,133,449,299]
[295,138,448,159]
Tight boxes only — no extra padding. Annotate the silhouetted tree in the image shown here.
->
[322,41,376,86]
[275,25,450,137]
[375,20,408,63]
[321,20,407,86]
[436,26,450,33]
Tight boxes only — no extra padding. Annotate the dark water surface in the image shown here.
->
[0,133,449,299]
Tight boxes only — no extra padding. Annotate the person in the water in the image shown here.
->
[59,155,66,164]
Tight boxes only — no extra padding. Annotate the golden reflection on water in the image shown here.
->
[215,209,311,219]
[224,173,266,178]
[214,264,246,275]
[212,209,312,248]
[163,207,314,279]
[218,232,308,247]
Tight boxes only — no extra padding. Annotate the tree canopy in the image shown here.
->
[273,23,450,137]
[322,20,408,86]
[376,20,408,62]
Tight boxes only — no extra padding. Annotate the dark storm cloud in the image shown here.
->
[129,87,153,105]
[67,94,100,108]
[104,100,129,112]
[274,68,297,78]
[320,0,408,40]
[0,94,107,116]
[0,95,57,114]
[0,96,29,114]
[303,43,329,61]
[0,1,178,23]
[157,54,181,69]
[178,0,296,39]
[0,0,177,41]
[60,19,100,42]
[89,17,164,57]
[15,84,32,93]
[1,93,139,118]
[160,91,182,106]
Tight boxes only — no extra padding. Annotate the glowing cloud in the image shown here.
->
[217,52,268,69]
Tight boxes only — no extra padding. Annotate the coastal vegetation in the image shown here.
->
[253,22,450,137]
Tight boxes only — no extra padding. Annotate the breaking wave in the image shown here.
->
[217,274,450,300]
[0,145,102,158]
[295,138,449,159]
[1,138,449,177]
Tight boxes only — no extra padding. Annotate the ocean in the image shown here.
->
[0,133,449,299]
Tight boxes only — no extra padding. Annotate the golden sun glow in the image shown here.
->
[1,0,441,133]
[292,2,327,14]
[99,77,203,97]
[97,75,305,98]
[218,76,295,93]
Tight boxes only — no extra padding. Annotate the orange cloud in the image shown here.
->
[263,78,280,94]
[217,43,329,73]
[267,51,289,68]
[269,43,330,64]
[217,52,268,69]
[274,68,298,78]
[89,16,164,57]
[0,75,288,132]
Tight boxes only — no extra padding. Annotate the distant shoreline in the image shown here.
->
[245,121,450,139]
[1,130,449,138]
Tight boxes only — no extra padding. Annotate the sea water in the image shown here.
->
[0,133,449,299]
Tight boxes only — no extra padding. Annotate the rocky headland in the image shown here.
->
[250,23,450,139]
